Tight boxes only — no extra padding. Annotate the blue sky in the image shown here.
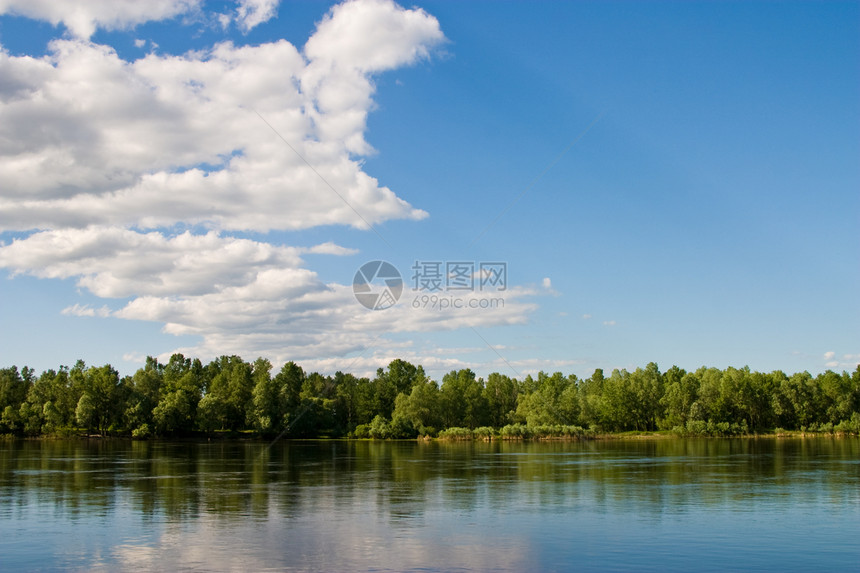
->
[0,0,857,380]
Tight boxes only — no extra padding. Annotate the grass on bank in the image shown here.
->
[4,413,859,442]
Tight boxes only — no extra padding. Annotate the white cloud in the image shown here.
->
[0,0,442,232]
[581,314,592,319]
[603,320,616,326]
[255,346,587,381]
[304,0,444,73]
[0,226,539,367]
[235,0,279,32]
[823,352,860,371]
[134,39,146,48]
[0,0,202,39]
[540,276,559,296]
[301,0,444,155]
[508,358,587,378]
[122,351,147,363]
[130,280,539,367]
[61,303,112,318]
[0,1,542,369]
[301,242,359,256]
[0,227,310,298]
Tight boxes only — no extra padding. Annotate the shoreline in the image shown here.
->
[4,430,858,443]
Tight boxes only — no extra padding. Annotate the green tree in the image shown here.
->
[599,369,633,431]
[439,369,488,429]
[250,357,281,434]
[267,361,306,434]
[0,366,32,433]
[690,367,724,422]
[483,372,518,427]
[628,362,664,431]
[153,354,204,435]
[578,368,605,429]
[392,377,442,435]
[20,367,78,435]
[850,365,860,418]
[515,372,580,426]
[817,370,854,424]
[197,355,252,431]
[333,371,370,434]
[772,371,817,429]
[125,357,163,435]
[75,364,125,435]
[293,372,337,437]
[372,360,426,420]
[744,369,775,430]
[660,368,698,429]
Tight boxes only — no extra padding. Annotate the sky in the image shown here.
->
[0,0,857,381]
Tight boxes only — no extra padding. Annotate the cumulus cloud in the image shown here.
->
[824,352,860,370]
[0,227,313,297]
[300,242,359,256]
[508,358,587,378]
[0,226,539,367]
[0,0,281,38]
[61,303,112,318]
[300,0,444,157]
[0,0,202,39]
[235,0,279,32]
[304,0,444,72]
[302,348,579,380]
[0,0,543,370]
[124,278,539,367]
[122,352,147,363]
[0,30,434,231]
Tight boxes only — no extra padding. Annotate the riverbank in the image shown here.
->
[5,428,858,443]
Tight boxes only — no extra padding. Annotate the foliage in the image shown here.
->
[392,377,441,435]
[834,412,860,435]
[515,372,580,427]
[671,419,749,437]
[367,415,391,439]
[439,369,488,429]
[499,423,533,440]
[75,364,124,435]
[131,423,152,439]
[437,427,473,440]
[472,426,496,440]
[0,356,858,440]
[529,425,593,439]
[483,373,518,427]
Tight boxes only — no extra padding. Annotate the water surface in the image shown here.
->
[1,438,858,571]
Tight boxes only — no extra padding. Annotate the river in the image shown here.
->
[1,437,858,571]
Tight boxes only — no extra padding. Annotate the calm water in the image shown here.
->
[0,438,858,572]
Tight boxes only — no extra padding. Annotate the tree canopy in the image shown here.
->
[1,358,858,438]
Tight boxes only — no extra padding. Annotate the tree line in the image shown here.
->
[1,356,859,438]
